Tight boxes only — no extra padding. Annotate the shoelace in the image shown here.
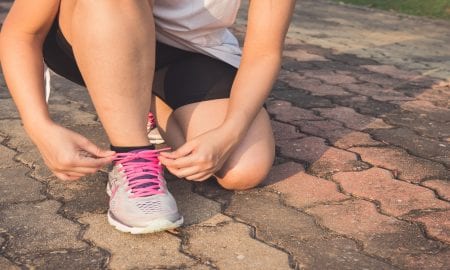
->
[113,149,169,198]
[147,112,156,131]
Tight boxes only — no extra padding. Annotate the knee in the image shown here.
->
[216,164,272,191]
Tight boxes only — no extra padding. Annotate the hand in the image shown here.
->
[159,126,239,181]
[30,122,116,181]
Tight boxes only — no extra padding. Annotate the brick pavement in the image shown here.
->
[1,1,449,269]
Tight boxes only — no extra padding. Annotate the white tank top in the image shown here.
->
[153,0,242,68]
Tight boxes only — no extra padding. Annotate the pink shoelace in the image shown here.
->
[113,149,169,198]
[147,112,156,131]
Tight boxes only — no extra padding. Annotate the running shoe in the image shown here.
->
[107,149,183,234]
[147,112,165,144]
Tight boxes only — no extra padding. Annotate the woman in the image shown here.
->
[0,0,295,234]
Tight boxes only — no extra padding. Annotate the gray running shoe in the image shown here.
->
[107,149,183,234]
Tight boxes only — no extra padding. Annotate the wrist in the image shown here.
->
[23,115,54,137]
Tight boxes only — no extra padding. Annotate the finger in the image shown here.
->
[186,171,213,181]
[159,155,197,169]
[73,155,116,168]
[168,166,202,179]
[160,142,194,159]
[67,166,99,175]
[79,138,116,158]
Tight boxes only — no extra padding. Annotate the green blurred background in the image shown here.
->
[332,0,450,20]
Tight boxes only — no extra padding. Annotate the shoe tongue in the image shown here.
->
[126,149,159,192]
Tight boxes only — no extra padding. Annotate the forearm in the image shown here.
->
[222,51,281,140]
[0,33,52,133]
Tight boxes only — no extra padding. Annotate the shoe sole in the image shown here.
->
[107,211,184,234]
[106,184,183,234]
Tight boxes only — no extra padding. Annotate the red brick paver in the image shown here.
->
[422,180,450,201]
[333,168,450,216]
[409,210,450,244]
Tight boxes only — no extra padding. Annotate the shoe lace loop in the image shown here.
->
[113,149,168,198]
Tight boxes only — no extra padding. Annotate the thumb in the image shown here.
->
[79,138,115,158]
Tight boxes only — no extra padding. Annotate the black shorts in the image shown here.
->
[42,17,238,110]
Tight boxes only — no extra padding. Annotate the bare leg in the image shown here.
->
[61,0,155,146]
[153,97,275,190]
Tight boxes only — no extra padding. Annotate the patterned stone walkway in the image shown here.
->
[1,1,449,269]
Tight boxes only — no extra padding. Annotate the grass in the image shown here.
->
[332,0,450,20]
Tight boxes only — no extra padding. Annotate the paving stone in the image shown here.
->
[332,95,400,117]
[400,100,450,122]
[342,83,414,102]
[281,72,351,96]
[383,111,450,139]
[281,57,318,72]
[283,48,328,62]
[47,173,109,219]
[353,72,406,88]
[49,103,98,127]
[271,89,334,109]
[333,131,384,149]
[0,167,45,203]
[271,120,306,141]
[314,106,391,131]
[277,137,369,177]
[408,210,450,244]
[225,191,393,269]
[80,213,199,269]
[0,99,19,119]
[392,249,450,270]
[264,162,348,208]
[0,145,17,169]
[167,180,222,226]
[306,200,442,264]
[422,180,450,201]
[266,99,322,122]
[414,85,450,108]
[192,178,235,206]
[0,120,34,153]
[303,70,357,85]
[362,65,420,80]
[333,168,450,216]
[350,147,449,183]
[19,248,107,270]
[0,257,20,270]
[369,128,450,166]
[0,200,86,255]
[185,219,290,269]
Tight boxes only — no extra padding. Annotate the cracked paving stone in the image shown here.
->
[0,99,19,119]
[0,145,17,169]
[422,180,450,201]
[350,146,449,183]
[277,136,369,177]
[263,162,348,208]
[47,173,109,218]
[19,248,107,270]
[167,180,221,226]
[0,167,45,203]
[271,121,306,141]
[370,127,450,166]
[271,89,333,109]
[333,131,384,149]
[383,110,450,139]
[408,210,450,244]
[224,191,393,269]
[0,257,20,270]
[185,219,290,270]
[0,200,86,255]
[306,200,443,267]
[314,106,392,131]
[80,213,199,269]
[333,168,450,216]
[266,99,322,122]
